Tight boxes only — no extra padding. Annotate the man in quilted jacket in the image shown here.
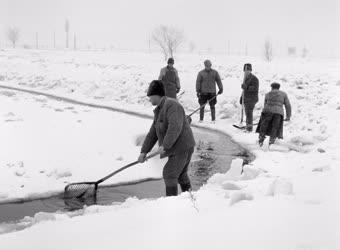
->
[256,82,292,146]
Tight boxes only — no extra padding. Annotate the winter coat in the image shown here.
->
[196,69,223,94]
[262,89,292,118]
[240,73,259,104]
[159,66,180,98]
[141,97,195,156]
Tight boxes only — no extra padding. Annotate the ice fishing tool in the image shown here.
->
[187,94,218,118]
[64,151,159,199]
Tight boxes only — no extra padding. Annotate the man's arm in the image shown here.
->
[141,123,158,153]
[158,68,165,81]
[175,69,181,91]
[162,104,183,151]
[284,93,292,119]
[242,76,258,92]
[215,71,223,93]
[196,72,202,93]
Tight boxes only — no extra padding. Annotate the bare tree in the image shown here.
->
[7,27,20,48]
[287,47,296,56]
[264,39,273,62]
[302,46,308,58]
[189,41,196,53]
[152,25,184,61]
[65,19,70,48]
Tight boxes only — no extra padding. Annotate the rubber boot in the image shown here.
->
[258,135,265,147]
[199,106,205,121]
[210,106,216,121]
[166,185,178,196]
[180,182,192,192]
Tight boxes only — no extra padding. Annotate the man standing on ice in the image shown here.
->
[158,57,181,98]
[239,63,259,132]
[256,82,291,147]
[196,59,223,123]
[138,80,195,196]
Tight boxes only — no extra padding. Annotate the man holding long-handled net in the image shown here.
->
[138,80,196,196]
[196,60,223,123]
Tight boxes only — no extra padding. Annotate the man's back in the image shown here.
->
[263,89,291,117]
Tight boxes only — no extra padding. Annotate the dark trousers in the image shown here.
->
[258,113,282,144]
[163,147,194,196]
[198,93,217,121]
[163,82,177,99]
[244,103,255,131]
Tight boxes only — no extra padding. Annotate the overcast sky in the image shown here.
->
[1,0,339,57]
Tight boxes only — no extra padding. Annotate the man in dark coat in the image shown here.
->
[240,63,259,132]
[196,60,223,123]
[158,58,181,98]
[138,80,195,196]
[256,82,292,146]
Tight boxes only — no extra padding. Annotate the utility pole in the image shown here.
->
[36,32,39,49]
[53,32,56,49]
[65,19,70,49]
[228,40,230,56]
[73,33,77,50]
[148,38,151,53]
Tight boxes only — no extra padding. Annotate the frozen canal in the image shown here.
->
[0,87,252,228]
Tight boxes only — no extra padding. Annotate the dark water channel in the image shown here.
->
[0,127,251,226]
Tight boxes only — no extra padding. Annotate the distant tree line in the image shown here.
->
[3,22,310,61]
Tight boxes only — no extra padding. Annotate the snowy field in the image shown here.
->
[0,49,339,250]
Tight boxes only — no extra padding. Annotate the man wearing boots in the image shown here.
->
[158,57,181,98]
[256,82,292,146]
[138,80,195,196]
[239,63,259,132]
[196,60,223,123]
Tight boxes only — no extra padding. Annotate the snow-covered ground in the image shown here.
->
[0,49,339,250]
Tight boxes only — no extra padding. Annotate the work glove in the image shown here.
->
[239,95,243,105]
[176,88,180,93]
[137,153,146,163]
[196,92,201,98]
[284,117,290,122]
[218,89,223,95]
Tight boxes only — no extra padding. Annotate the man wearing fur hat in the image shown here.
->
[138,80,195,196]
[158,57,181,98]
[256,82,292,146]
[239,63,259,132]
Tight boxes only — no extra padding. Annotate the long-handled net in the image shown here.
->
[64,152,159,199]
[186,94,218,123]
[64,94,217,200]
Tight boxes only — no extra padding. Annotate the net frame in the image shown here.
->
[64,182,98,199]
